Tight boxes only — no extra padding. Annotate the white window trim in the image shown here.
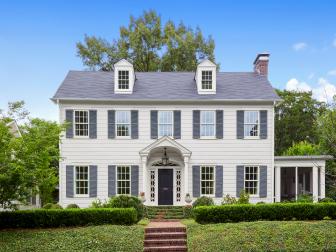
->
[200,165,216,197]
[115,110,131,139]
[244,165,260,197]
[157,110,174,138]
[116,165,132,196]
[74,165,90,197]
[201,70,213,90]
[243,110,260,139]
[118,70,130,90]
[200,111,216,139]
[73,110,90,138]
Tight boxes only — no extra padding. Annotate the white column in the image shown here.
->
[141,155,148,202]
[313,166,319,202]
[275,166,281,202]
[295,166,298,201]
[183,156,190,200]
[321,166,326,199]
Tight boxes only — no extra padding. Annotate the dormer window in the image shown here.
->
[201,71,213,89]
[118,70,129,90]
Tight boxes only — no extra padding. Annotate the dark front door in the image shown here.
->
[158,169,174,205]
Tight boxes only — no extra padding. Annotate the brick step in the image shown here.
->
[145,232,187,240]
[145,227,186,233]
[144,245,187,252]
[144,239,186,247]
[150,219,183,222]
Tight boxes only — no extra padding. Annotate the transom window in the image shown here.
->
[200,111,215,137]
[245,166,259,195]
[201,71,212,89]
[244,111,259,137]
[158,111,173,137]
[116,111,131,137]
[75,166,89,195]
[201,166,214,196]
[118,70,129,89]
[74,110,89,136]
[117,166,130,195]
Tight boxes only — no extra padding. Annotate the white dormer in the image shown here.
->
[114,59,135,94]
[196,59,217,94]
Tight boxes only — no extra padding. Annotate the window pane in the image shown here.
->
[200,111,215,137]
[118,70,129,89]
[158,111,173,137]
[117,166,130,195]
[201,71,213,89]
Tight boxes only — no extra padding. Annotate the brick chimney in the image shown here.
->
[253,53,270,76]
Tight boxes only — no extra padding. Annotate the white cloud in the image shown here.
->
[328,69,336,76]
[286,78,311,92]
[292,42,308,51]
[312,78,336,103]
[285,78,336,103]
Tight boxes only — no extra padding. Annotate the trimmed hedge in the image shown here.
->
[193,203,336,224]
[0,208,137,229]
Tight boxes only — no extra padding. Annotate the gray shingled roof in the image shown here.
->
[52,71,280,101]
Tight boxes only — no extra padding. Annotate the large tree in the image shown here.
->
[76,10,217,71]
[275,90,326,155]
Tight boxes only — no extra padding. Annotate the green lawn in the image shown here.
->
[183,219,336,251]
[0,223,146,252]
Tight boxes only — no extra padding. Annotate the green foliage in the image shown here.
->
[319,197,335,203]
[283,141,321,156]
[193,203,336,224]
[103,195,144,222]
[43,203,63,209]
[184,219,336,251]
[237,190,250,204]
[0,208,137,228]
[90,198,108,208]
[0,100,29,123]
[66,203,80,209]
[297,194,314,203]
[222,194,237,205]
[192,196,214,207]
[275,90,326,155]
[0,121,30,209]
[77,10,218,72]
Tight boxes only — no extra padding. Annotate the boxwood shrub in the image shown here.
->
[0,208,137,229]
[193,203,336,224]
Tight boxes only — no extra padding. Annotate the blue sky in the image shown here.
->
[1,0,336,121]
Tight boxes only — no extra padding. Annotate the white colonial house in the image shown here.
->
[52,53,331,208]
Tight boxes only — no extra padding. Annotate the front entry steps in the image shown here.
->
[144,222,187,252]
[145,206,185,220]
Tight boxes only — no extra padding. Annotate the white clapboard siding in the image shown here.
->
[59,103,274,207]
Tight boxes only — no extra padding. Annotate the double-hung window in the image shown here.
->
[118,70,129,90]
[200,111,215,137]
[201,166,215,196]
[244,166,259,195]
[117,166,130,195]
[244,111,259,138]
[116,111,131,137]
[75,166,89,196]
[74,110,89,137]
[158,111,173,137]
[201,71,212,89]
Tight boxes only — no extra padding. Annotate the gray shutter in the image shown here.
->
[89,110,97,139]
[108,110,115,139]
[193,110,200,139]
[131,110,139,139]
[237,110,244,139]
[66,165,74,198]
[216,110,223,139]
[192,165,200,197]
[236,165,244,197]
[131,165,139,196]
[65,110,74,138]
[89,165,97,197]
[150,110,158,139]
[260,110,268,139]
[174,110,181,139]
[259,165,267,197]
[108,165,116,197]
[215,165,223,197]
